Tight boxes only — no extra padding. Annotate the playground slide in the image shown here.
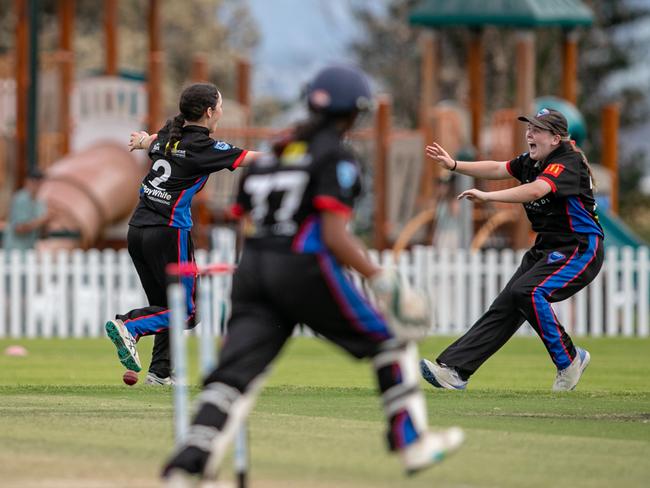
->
[596,208,646,248]
[37,142,145,249]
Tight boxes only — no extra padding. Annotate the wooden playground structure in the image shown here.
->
[1,0,622,252]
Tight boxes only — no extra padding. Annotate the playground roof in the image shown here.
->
[409,0,594,28]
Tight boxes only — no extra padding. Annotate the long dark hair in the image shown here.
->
[564,137,596,187]
[165,83,220,154]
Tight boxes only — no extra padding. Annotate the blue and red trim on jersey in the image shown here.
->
[292,215,326,253]
[316,252,391,342]
[566,196,603,236]
[530,234,600,369]
[168,176,208,229]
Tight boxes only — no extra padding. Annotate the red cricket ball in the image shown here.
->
[122,370,138,386]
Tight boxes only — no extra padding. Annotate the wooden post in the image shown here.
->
[513,30,536,249]
[374,95,391,250]
[236,57,251,119]
[467,28,484,153]
[191,53,209,82]
[104,0,117,76]
[59,0,75,155]
[515,30,535,153]
[561,29,578,104]
[15,0,29,189]
[148,0,163,133]
[418,32,437,206]
[418,31,437,129]
[602,103,619,215]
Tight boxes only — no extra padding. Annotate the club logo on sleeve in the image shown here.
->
[214,141,232,151]
[547,251,567,264]
[336,161,358,189]
[543,163,565,177]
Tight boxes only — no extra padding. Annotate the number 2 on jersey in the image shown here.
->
[150,159,172,190]
[245,171,309,225]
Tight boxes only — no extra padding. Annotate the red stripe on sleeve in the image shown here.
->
[506,160,514,176]
[232,150,248,169]
[537,176,557,193]
[313,196,352,217]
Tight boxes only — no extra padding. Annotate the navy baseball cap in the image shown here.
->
[518,108,569,137]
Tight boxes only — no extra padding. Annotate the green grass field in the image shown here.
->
[1,336,649,488]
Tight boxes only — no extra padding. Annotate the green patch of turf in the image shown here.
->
[0,337,648,487]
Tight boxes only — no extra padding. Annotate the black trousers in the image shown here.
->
[119,225,197,377]
[438,233,603,376]
[194,247,424,450]
[204,248,392,390]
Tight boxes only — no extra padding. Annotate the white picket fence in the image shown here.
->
[0,245,648,338]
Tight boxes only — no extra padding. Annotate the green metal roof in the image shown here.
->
[409,0,594,28]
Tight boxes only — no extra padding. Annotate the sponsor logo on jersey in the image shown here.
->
[141,183,173,202]
[281,142,310,166]
[543,163,565,178]
[547,251,567,264]
[214,141,232,151]
[152,142,161,152]
[336,161,358,189]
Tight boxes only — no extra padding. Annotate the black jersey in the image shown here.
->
[234,126,362,253]
[506,141,603,237]
[130,125,247,230]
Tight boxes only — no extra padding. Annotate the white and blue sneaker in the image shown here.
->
[401,427,465,475]
[420,359,468,390]
[105,319,141,372]
[552,346,590,391]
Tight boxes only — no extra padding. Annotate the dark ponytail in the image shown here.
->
[165,83,220,154]
[567,138,597,188]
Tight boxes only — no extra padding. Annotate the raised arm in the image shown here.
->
[425,142,511,180]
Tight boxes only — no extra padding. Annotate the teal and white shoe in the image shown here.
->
[552,347,590,391]
[105,319,141,372]
[401,427,465,475]
[420,359,467,390]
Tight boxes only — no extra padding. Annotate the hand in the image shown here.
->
[128,131,157,152]
[425,142,455,170]
[457,189,490,202]
[368,269,431,341]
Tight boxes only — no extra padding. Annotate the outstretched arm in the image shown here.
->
[425,142,512,180]
[457,179,552,203]
[240,150,264,166]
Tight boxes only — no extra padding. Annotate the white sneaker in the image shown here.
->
[146,372,175,386]
[552,347,590,391]
[401,427,465,475]
[105,319,142,372]
[420,359,467,390]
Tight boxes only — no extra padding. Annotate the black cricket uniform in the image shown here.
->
[117,125,247,376]
[439,141,604,375]
[198,126,420,450]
